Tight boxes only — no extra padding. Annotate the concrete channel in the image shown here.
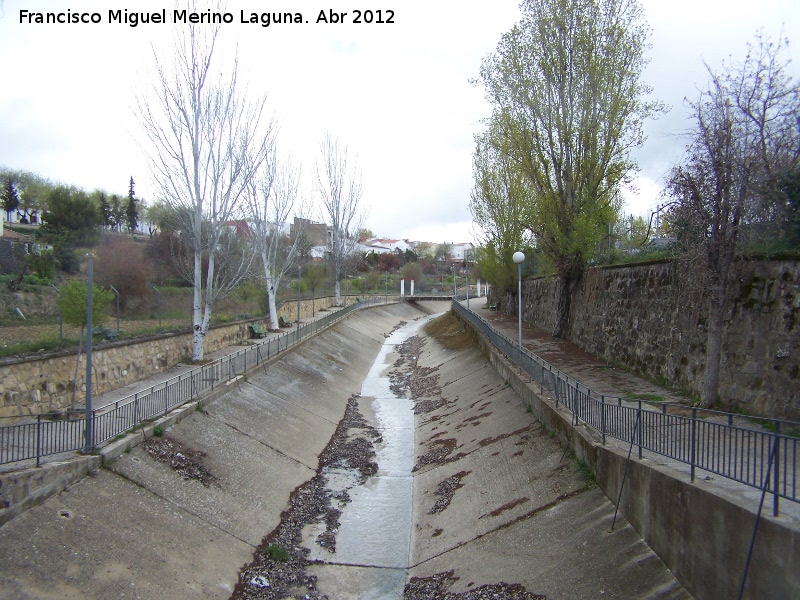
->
[0,301,689,599]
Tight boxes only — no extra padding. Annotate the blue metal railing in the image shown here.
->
[451,301,799,515]
[0,296,397,467]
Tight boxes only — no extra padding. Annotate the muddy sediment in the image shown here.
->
[232,393,380,600]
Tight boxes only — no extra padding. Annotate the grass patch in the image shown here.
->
[0,333,79,358]
[627,392,666,402]
[152,425,164,437]
[424,312,476,351]
[264,544,290,562]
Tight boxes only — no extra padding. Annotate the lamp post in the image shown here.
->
[465,250,470,309]
[512,251,525,350]
[297,265,301,339]
[84,254,94,453]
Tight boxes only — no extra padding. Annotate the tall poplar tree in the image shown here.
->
[476,0,663,337]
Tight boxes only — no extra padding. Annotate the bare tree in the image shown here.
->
[314,134,366,306]
[245,150,307,330]
[666,33,799,407]
[136,11,271,360]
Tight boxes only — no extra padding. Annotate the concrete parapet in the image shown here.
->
[0,455,101,526]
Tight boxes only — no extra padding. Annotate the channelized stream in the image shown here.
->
[304,314,439,598]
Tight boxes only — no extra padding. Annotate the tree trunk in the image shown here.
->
[191,249,204,362]
[267,284,279,330]
[552,274,573,339]
[334,279,341,307]
[701,288,726,407]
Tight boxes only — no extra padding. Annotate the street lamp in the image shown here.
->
[512,251,525,350]
[84,254,95,453]
[465,250,470,309]
[296,265,301,340]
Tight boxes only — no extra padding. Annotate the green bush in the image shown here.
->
[26,249,56,280]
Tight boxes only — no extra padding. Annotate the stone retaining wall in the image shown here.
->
[512,259,799,420]
[0,296,347,419]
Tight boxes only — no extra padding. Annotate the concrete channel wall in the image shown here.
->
[456,310,799,600]
[0,302,428,599]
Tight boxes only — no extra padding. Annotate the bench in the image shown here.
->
[248,323,268,338]
[278,315,293,328]
[489,303,498,311]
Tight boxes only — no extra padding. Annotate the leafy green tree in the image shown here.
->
[108,194,126,231]
[57,278,113,409]
[40,186,102,248]
[25,248,55,280]
[91,190,113,229]
[126,176,139,232]
[434,243,452,263]
[6,170,53,223]
[476,0,663,337]
[469,116,534,294]
[1,176,20,220]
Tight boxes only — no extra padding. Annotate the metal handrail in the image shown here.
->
[451,301,799,515]
[0,296,397,468]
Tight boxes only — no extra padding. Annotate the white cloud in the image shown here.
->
[0,0,797,243]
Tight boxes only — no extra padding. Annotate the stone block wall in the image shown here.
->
[0,296,346,420]
[514,259,799,421]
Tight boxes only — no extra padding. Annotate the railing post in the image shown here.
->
[690,407,697,483]
[134,393,139,432]
[36,413,42,468]
[601,395,606,445]
[164,383,168,416]
[774,421,781,517]
[638,400,643,460]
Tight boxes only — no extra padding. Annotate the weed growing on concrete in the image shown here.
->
[577,459,597,487]
[124,444,131,453]
[264,544,290,562]
[152,425,164,437]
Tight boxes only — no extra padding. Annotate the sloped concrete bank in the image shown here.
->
[0,302,427,600]
[453,308,800,600]
[1,302,692,600]
[403,312,688,599]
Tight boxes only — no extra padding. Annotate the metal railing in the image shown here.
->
[452,301,799,515]
[0,296,397,468]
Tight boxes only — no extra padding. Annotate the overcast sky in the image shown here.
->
[0,0,797,244]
